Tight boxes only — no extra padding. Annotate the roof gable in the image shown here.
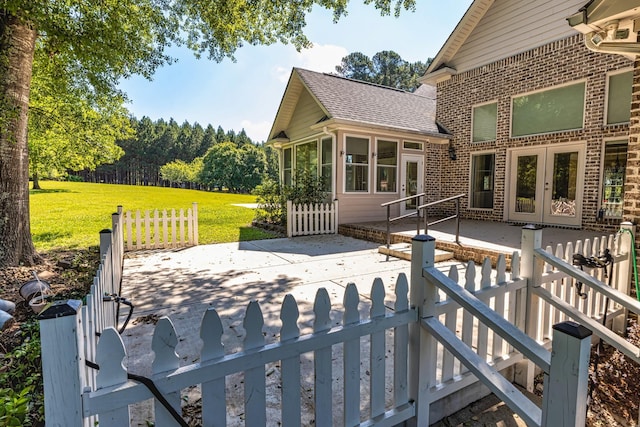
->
[268,68,448,142]
[424,0,588,81]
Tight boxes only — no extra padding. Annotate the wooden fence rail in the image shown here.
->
[124,202,199,251]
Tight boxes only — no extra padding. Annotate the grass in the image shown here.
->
[30,181,277,251]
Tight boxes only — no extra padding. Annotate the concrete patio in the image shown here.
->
[117,222,616,425]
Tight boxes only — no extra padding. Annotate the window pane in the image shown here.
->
[602,141,627,218]
[295,142,318,175]
[512,83,585,137]
[345,136,369,192]
[284,148,291,168]
[283,148,292,186]
[607,71,633,124]
[550,152,578,217]
[376,140,397,192]
[472,103,497,142]
[516,155,537,213]
[470,154,494,208]
[321,137,332,192]
[403,141,423,150]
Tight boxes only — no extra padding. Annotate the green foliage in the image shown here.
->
[285,169,328,205]
[159,157,203,186]
[0,321,43,425]
[253,170,327,226]
[335,50,431,91]
[200,142,266,193]
[254,179,287,224]
[28,48,133,181]
[0,387,32,427]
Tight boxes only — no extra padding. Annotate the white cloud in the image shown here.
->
[273,42,348,82]
[241,119,272,143]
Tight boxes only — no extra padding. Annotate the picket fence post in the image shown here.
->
[192,202,199,245]
[39,300,85,427]
[286,200,293,237]
[408,234,437,426]
[514,224,543,392]
[615,222,635,333]
[542,321,592,426]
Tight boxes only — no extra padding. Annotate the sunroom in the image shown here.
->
[267,68,451,224]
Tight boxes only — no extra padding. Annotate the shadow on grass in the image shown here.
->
[33,230,72,243]
[238,226,280,241]
[29,188,74,195]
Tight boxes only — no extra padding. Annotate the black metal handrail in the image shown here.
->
[418,193,465,243]
[381,193,426,254]
[381,193,465,259]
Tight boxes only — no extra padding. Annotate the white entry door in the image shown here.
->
[400,154,424,216]
[508,143,585,227]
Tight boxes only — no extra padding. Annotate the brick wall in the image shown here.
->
[624,57,640,225]
[435,34,633,230]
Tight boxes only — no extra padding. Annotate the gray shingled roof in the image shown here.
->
[295,68,448,137]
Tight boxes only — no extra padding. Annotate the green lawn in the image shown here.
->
[30,181,276,251]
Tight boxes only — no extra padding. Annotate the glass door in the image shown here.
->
[400,154,424,216]
[508,149,544,223]
[508,143,585,226]
[542,145,584,226]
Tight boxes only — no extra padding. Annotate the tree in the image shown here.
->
[0,0,415,267]
[335,52,374,81]
[28,50,133,188]
[200,142,266,193]
[335,50,431,91]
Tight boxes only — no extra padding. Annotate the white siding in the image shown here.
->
[450,0,587,73]
[287,90,326,141]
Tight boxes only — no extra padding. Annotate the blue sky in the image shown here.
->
[118,1,472,143]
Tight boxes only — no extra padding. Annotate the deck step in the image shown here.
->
[378,243,454,262]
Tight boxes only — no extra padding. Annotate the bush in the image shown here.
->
[0,321,44,425]
[253,179,286,225]
[253,170,328,226]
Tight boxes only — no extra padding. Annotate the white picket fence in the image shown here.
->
[124,202,199,250]
[40,207,125,426]
[39,223,637,426]
[287,199,338,237]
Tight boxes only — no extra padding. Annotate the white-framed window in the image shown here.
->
[606,69,633,125]
[344,135,369,192]
[511,81,586,137]
[375,139,397,193]
[403,141,423,151]
[283,147,292,186]
[472,101,497,142]
[601,140,627,218]
[469,152,495,209]
[320,137,333,192]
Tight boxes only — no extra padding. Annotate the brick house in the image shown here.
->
[421,0,635,230]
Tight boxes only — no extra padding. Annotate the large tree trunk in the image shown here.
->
[0,13,40,267]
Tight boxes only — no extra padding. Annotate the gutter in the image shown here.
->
[583,32,640,55]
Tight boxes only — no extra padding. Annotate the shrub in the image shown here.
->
[253,170,328,226]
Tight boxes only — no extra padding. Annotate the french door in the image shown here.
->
[400,154,424,216]
[508,143,585,227]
